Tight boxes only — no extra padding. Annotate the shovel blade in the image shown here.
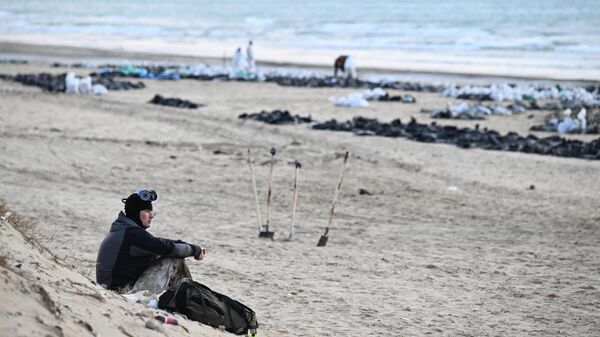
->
[259,231,275,239]
[317,235,328,247]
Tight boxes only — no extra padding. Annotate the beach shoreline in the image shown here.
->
[1,40,598,87]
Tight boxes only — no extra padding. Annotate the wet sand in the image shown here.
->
[0,45,599,337]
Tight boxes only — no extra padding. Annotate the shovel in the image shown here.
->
[259,147,277,239]
[317,151,349,247]
[246,149,263,235]
[288,160,301,241]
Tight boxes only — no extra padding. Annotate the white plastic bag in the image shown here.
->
[362,88,386,100]
[330,93,369,108]
[78,76,92,94]
[65,72,79,94]
[92,84,108,95]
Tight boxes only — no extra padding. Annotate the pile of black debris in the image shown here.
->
[239,110,312,124]
[237,110,600,159]
[149,95,204,109]
[377,93,416,103]
[93,64,445,92]
[311,117,600,159]
[0,72,145,92]
[93,77,145,90]
[265,76,443,92]
[9,73,67,92]
[0,59,28,64]
[422,102,527,120]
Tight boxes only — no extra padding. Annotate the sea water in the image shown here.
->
[0,0,598,80]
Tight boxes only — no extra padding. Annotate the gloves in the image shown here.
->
[189,244,205,259]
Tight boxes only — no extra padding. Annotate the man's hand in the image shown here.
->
[191,244,206,260]
[194,246,206,260]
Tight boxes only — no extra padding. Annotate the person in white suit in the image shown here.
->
[232,47,246,74]
[246,40,255,74]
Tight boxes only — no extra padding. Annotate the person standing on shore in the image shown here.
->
[246,40,256,74]
[96,189,206,294]
[232,47,246,76]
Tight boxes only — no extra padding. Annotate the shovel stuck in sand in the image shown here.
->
[288,160,301,241]
[259,147,277,239]
[317,151,349,247]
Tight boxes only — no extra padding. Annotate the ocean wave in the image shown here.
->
[0,22,167,37]
[556,44,600,54]
[455,36,557,51]
[243,17,276,26]
[1,0,599,57]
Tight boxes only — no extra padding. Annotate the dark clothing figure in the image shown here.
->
[334,55,349,77]
[96,211,200,290]
[333,55,357,79]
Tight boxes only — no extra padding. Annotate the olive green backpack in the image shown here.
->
[158,279,258,336]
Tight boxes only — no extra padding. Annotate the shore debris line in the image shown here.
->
[5,62,600,111]
[531,108,600,134]
[422,102,527,120]
[239,110,312,125]
[0,72,145,93]
[239,110,600,160]
[0,58,28,64]
[149,95,204,109]
[89,64,445,92]
[92,64,600,102]
[420,103,599,134]
[443,84,600,112]
[89,64,600,116]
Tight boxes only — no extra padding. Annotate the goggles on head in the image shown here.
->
[121,189,158,204]
[137,189,158,202]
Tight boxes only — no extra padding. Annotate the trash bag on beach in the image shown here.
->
[557,109,581,134]
[330,93,369,107]
[92,84,108,95]
[78,76,92,94]
[362,88,386,100]
[65,72,79,94]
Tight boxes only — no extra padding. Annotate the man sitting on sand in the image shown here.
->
[96,190,205,294]
[333,55,357,79]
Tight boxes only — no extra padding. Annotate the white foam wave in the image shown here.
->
[556,44,600,54]
[1,0,599,59]
[456,36,557,51]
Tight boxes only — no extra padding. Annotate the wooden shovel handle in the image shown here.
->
[266,148,276,227]
[247,149,262,232]
[289,161,301,239]
[327,151,349,228]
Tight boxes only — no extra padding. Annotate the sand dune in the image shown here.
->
[0,201,233,337]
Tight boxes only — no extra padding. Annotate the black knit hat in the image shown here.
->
[123,193,153,227]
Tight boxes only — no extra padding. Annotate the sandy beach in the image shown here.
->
[1,43,599,337]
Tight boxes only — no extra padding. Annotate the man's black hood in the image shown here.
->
[123,193,152,228]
